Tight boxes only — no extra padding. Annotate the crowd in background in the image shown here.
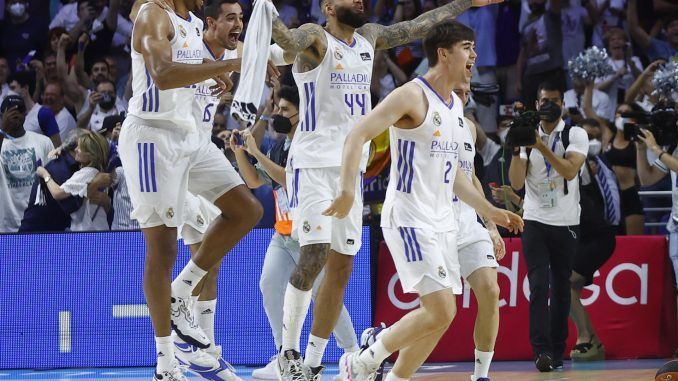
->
[0,0,676,235]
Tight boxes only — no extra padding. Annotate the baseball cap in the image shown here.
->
[0,95,26,114]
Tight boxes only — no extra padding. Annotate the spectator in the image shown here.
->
[477,107,517,210]
[9,72,63,147]
[212,112,228,136]
[603,102,645,235]
[560,0,591,76]
[589,0,627,49]
[508,81,588,372]
[624,59,664,112]
[0,0,48,72]
[516,0,565,108]
[370,50,407,103]
[0,95,54,232]
[77,79,125,133]
[45,27,69,57]
[495,0,522,105]
[35,132,110,231]
[0,56,10,105]
[628,0,677,62]
[564,76,613,123]
[569,117,620,362]
[391,0,425,75]
[595,27,643,114]
[18,133,84,232]
[40,82,78,141]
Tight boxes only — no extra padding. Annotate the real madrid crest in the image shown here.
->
[433,111,442,127]
[334,47,343,60]
[166,208,175,219]
[179,25,187,38]
[438,266,447,278]
[303,220,311,233]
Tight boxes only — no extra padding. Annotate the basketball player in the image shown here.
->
[323,20,523,381]
[119,1,262,380]
[266,1,503,380]
[451,82,504,381]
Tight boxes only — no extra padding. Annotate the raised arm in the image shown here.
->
[627,0,652,49]
[357,0,475,50]
[271,21,325,55]
[134,4,241,90]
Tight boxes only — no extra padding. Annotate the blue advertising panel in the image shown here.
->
[0,228,371,369]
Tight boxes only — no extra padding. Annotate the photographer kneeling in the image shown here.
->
[508,82,589,372]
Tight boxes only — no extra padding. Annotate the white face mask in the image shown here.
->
[614,116,628,131]
[498,128,509,145]
[588,139,602,157]
[8,2,26,18]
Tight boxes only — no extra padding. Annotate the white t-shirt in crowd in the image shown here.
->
[520,120,589,226]
[561,4,588,68]
[595,56,643,116]
[60,166,110,232]
[24,104,77,142]
[49,4,133,48]
[564,88,614,121]
[0,131,54,232]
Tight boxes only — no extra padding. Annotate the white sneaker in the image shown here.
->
[338,352,379,381]
[276,349,310,381]
[173,333,220,370]
[171,295,211,349]
[188,345,243,381]
[253,356,279,380]
[153,361,188,381]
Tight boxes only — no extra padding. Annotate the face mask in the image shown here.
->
[8,2,26,18]
[99,93,115,110]
[588,139,602,157]
[272,114,297,134]
[539,101,562,123]
[614,116,628,131]
[498,128,509,145]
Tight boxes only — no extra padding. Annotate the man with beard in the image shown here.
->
[265,1,502,380]
[118,1,258,380]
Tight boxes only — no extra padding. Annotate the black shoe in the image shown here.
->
[552,358,563,370]
[535,354,553,372]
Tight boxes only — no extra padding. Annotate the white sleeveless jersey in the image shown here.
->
[128,5,203,132]
[290,30,373,170]
[452,117,479,226]
[192,42,239,139]
[381,77,465,232]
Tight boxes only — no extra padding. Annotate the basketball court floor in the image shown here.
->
[0,359,667,380]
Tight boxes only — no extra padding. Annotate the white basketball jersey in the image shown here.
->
[452,118,479,226]
[290,30,373,170]
[192,42,239,139]
[128,5,203,132]
[381,77,465,232]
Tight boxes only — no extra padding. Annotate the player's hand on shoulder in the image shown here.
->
[322,191,355,219]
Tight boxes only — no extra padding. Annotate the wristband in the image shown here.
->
[659,151,667,161]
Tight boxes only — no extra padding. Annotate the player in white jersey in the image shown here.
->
[266,1,503,379]
[324,21,523,381]
[119,1,261,380]
[169,2,247,381]
[450,82,504,381]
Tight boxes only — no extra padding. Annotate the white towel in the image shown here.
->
[231,0,279,127]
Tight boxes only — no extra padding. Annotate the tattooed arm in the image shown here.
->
[271,20,326,55]
[357,0,474,50]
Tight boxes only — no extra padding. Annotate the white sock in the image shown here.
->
[281,283,312,352]
[384,371,408,381]
[359,339,392,369]
[172,260,207,297]
[304,335,329,368]
[473,349,494,378]
[155,336,174,372]
[195,299,217,347]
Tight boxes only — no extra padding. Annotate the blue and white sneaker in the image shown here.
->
[171,296,211,349]
[152,361,188,381]
[359,324,388,381]
[189,345,243,381]
[173,333,220,371]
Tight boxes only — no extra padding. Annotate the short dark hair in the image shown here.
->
[204,0,241,19]
[8,71,36,95]
[88,58,109,74]
[423,20,475,67]
[95,79,116,91]
[536,81,563,99]
[277,85,299,109]
[580,118,600,128]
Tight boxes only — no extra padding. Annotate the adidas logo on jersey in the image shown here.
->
[335,63,344,70]
[433,130,441,137]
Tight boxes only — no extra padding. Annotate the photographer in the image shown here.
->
[636,124,678,293]
[508,81,588,372]
[76,79,125,133]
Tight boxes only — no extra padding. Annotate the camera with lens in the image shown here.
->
[505,102,563,147]
[622,104,678,146]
